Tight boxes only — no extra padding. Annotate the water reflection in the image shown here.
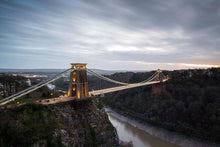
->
[108,113,179,147]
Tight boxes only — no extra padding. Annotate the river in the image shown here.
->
[106,108,218,147]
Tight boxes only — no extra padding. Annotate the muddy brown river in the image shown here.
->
[106,109,218,147]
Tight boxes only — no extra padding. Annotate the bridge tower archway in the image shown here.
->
[68,63,88,99]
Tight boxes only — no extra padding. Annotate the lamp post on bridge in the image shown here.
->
[68,63,88,99]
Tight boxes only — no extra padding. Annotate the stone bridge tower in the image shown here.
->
[157,69,163,82]
[68,63,88,99]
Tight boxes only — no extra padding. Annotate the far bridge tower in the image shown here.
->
[157,69,163,82]
[68,63,88,99]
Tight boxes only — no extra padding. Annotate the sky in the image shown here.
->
[0,0,219,70]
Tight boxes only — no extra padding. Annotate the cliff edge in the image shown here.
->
[0,98,118,146]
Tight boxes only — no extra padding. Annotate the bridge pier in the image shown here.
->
[68,63,88,99]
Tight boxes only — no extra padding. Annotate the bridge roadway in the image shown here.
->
[24,80,167,105]
[89,79,168,96]
[0,79,168,108]
[0,96,74,109]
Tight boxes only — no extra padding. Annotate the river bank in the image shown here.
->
[105,107,219,147]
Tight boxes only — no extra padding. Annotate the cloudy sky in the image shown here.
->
[0,0,219,70]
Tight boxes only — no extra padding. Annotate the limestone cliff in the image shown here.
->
[0,98,118,146]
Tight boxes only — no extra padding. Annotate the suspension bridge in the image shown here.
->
[0,63,168,105]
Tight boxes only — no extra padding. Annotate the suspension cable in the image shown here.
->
[86,68,159,86]
[161,72,166,78]
[139,72,159,83]
[0,68,73,105]
[87,68,130,85]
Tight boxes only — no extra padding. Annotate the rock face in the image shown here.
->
[0,98,118,146]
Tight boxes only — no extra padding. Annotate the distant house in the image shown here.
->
[26,79,31,86]
[188,70,192,78]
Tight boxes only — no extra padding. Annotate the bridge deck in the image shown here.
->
[0,79,168,108]
[89,80,167,96]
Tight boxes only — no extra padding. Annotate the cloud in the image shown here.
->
[0,0,219,70]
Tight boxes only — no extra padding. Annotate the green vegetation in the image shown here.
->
[102,68,220,143]
[0,104,62,146]
[73,99,116,146]
[97,100,104,109]
[0,98,118,146]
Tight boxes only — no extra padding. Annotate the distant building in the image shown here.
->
[26,79,31,86]
[18,74,48,78]
[189,70,192,77]
[0,83,3,88]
